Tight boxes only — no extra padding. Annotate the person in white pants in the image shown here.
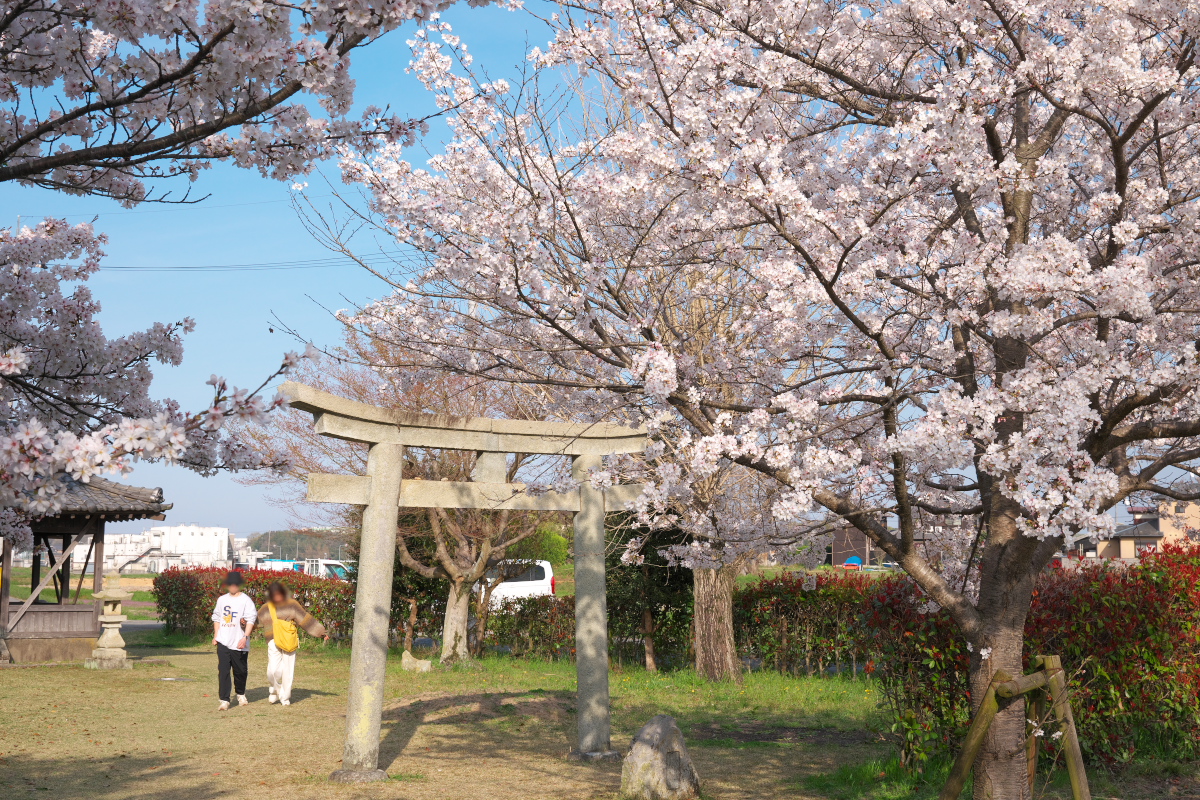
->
[267,638,298,704]
[257,581,329,706]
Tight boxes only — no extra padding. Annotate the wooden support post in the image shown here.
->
[1041,655,1091,800]
[93,522,105,594]
[59,533,70,604]
[938,671,1010,800]
[1,538,11,633]
[330,441,404,784]
[30,535,41,602]
[74,534,96,603]
[994,670,1049,698]
[571,454,615,759]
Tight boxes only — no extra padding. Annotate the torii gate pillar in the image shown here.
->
[572,453,613,758]
[334,440,404,781]
[279,382,646,780]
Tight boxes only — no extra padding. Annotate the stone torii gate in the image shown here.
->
[279,382,648,781]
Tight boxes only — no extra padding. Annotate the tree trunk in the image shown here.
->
[440,580,473,663]
[640,562,657,672]
[642,606,658,672]
[471,583,496,659]
[404,597,417,653]
[969,622,1029,800]
[692,563,741,682]
[967,498,1047,800]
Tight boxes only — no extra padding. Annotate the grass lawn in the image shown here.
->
[0,633,1188,800]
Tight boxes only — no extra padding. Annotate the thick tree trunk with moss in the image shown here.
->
[692,562,742,682]
[965,498,1051,800]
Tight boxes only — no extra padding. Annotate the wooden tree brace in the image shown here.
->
[939,656,1091,800]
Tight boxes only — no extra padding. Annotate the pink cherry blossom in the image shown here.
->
[331,8,1200,791]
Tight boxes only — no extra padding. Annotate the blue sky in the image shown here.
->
[0,4,555,537]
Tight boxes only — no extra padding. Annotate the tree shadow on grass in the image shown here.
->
[375,688,634,798]
[0,753,226,800]
[378,689,574,757]
[374,687,886,800]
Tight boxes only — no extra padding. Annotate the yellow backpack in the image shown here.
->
[268,602,300,653]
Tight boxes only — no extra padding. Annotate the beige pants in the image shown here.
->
[266,640,296,703]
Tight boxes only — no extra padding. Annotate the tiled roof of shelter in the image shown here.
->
[41,475,172,520]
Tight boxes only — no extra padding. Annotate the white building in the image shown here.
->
[103,524,232,573]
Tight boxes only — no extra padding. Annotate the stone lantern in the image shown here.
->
[84,572,133,669]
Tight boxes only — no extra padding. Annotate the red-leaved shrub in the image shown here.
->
[153,567,356,640]
[734,543,1200,767]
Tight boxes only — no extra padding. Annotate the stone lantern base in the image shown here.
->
[85,646,132,670]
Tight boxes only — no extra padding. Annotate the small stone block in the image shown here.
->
[328,769,389,783]
[401,650,432,672]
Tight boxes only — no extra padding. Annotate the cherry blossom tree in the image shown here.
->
[302,51,826,676]
[0,217,316,548]
[0,0,486,204]
[1,0,495,548]
[334,5,1200,795]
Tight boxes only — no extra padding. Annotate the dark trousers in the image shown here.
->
[216,643,249,701]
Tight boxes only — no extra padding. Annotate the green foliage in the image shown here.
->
[507,522,570,566]
[735,571,875,677]
[605,523,693,668]
[739,544,1200,770]
[1025,542,1200,766]
[487,595,577,659]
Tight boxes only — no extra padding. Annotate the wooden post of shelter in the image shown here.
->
[280,382,648,781]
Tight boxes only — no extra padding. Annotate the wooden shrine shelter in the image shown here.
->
[0,476,171,663]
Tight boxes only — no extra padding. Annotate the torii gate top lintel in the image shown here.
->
[279,381,646,456]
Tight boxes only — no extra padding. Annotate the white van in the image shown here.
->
[485,560,556,605]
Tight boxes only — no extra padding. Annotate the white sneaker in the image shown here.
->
[237,694,249,707]
[217,701,230,711]
[268,694,278,704]
[280,699,291,706]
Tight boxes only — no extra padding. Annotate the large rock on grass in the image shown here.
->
[620,715,700,800]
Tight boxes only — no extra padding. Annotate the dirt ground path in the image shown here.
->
[0,641,882,800]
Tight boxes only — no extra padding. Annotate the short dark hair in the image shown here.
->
[224,571,244,587]
[267,581,289,601]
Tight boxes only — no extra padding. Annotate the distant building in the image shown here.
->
[230,537,273,570]
[825,516,972,568]
[103,524,232,573]
[1088,502,1199,560]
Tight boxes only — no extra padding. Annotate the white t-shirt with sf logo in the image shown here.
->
[211,592,258,651]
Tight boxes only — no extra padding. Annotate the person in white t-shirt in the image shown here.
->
[211,571,258,711]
